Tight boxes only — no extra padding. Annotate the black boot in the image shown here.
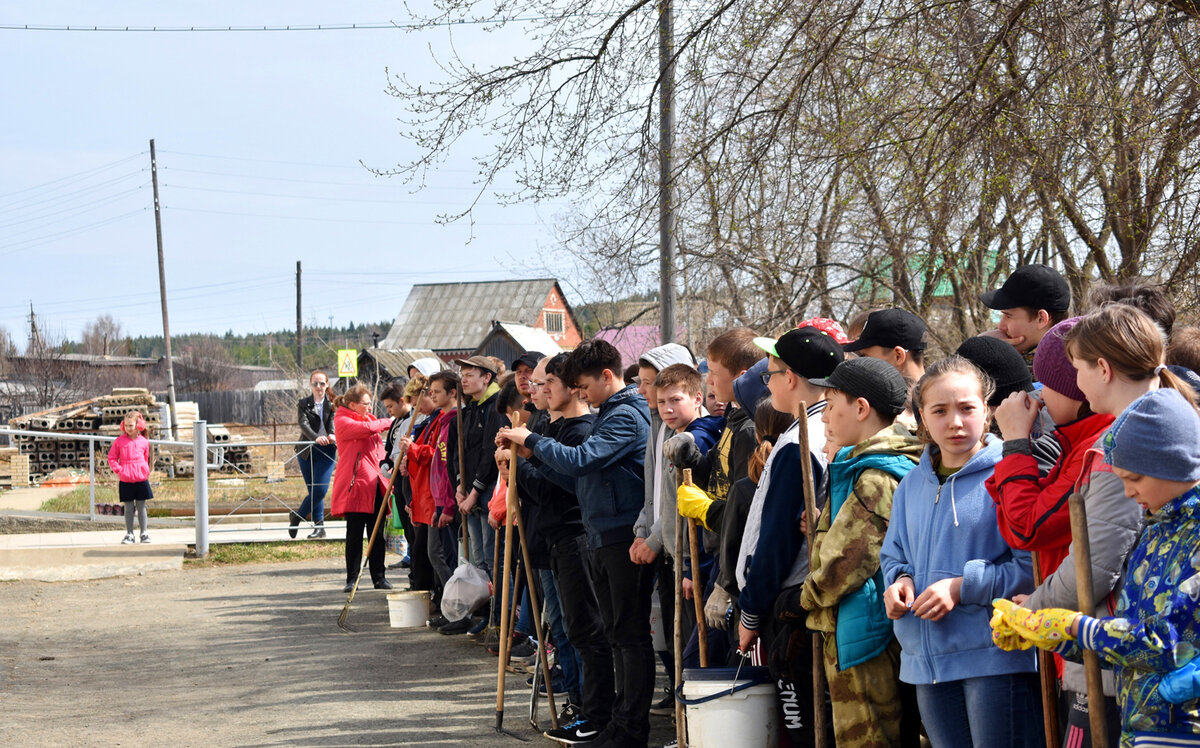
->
[288,511,301,539]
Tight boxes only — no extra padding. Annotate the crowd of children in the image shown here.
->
[311,263,1200,748]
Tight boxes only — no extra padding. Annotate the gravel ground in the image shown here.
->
[0,557,677,747]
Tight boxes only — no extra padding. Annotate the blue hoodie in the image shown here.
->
[526,384,651,549]
[880,437,1037,684]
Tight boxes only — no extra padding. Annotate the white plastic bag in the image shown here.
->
[440,562,491,622]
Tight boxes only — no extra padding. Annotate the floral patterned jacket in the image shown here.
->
[1055,485,1200,746]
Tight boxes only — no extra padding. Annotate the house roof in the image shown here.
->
[481,322,563,357]
[593,325,667,370]
[357,347,441,379]
[379,279,564,351]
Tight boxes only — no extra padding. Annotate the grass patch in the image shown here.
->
[39,477,309,515]
[185,540,345,567]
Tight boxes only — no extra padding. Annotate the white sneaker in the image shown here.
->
[121,534,136,544]
[140,533,151,544]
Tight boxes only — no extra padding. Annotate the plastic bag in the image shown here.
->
[440,562,491,621]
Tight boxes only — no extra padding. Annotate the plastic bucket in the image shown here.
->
[387,591,430,628]
[680,666,778,748]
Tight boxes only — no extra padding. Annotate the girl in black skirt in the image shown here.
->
[108,411,154,543]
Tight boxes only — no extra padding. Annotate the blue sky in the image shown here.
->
[1,2,580,346]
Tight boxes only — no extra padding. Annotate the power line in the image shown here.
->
[163,205,544,227]
[0,152,144,201]
[161,182,563,208]
[0,14,617,33]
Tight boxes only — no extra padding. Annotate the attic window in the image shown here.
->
[544,310,564,334]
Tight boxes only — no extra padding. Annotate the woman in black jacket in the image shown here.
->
[293,370,337,538]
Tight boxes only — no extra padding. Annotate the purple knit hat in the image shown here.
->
[1033,317,1086,401]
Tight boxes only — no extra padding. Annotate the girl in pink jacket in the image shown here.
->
[109,411,153,544]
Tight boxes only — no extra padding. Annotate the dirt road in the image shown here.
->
[0,557,676,747]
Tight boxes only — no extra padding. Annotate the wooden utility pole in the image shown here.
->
[658,0,677,345]
[296,260,303,370]
[150,139,178,439]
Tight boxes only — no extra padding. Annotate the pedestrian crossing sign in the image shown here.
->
[337,349,358,378]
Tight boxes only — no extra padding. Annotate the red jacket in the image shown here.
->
[406,411,443,526]
[330,407,392,516]
[986,412,1114,576]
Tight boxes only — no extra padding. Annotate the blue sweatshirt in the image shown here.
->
[881,437,1037,684]
[526,385,651,549]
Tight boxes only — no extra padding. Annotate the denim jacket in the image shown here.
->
[527,385,651,548]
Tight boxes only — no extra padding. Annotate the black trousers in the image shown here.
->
[344,487,387,584]
[551,535,615,727]
[588,542,656,747]
[408,523,434,593]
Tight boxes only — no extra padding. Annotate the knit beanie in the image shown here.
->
[1103,388,1200,482]
[1032,317,1086,402]
[957,336,1034,407]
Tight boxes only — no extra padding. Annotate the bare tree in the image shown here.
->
[80,314,129,356]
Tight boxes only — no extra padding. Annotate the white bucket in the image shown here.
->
[387,591,430,628]
[681,666,778,748]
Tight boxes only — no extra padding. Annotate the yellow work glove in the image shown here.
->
[676,484,714,530]
[990,603,1034,651]
[992,598,1080,650]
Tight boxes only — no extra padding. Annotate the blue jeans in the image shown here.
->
[465,511,495,575]
[541,569,583,705]
[297,443,336,526]
[916,672,1043,748]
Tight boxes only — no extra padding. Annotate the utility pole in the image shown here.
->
[295,260,303,371]
[658,0,677,345]
[150,139,179,439]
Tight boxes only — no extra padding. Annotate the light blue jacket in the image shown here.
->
[881,438,1037,684]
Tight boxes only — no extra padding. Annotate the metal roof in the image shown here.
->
[357,347,440,378]
[379,279,560,351]
[479,322,563,356]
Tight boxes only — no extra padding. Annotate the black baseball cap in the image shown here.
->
[956,336,1033,406]
[754,327,844,379]
[843,309,927,353]
[809,357,908,418]
[511,351,545,372]
[980,264,1071,313]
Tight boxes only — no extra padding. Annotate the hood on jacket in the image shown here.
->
[409,357,444,377]
[733,359,770,413]
[686,414,726,452]
[911,434,1003,527]
[639,343,695,372]
[840,423,924,463]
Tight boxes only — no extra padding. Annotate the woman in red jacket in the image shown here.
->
[331,384,393,592]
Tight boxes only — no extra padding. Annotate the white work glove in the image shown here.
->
[704,586,732,630]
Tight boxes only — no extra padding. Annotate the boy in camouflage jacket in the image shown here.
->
[801,358,923,748]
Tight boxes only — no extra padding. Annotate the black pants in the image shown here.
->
[551,535,615,727]
[344,488,387,584]
[588,542,655,747]
[408,523,434,593]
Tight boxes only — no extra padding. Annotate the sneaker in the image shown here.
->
[121,534,136,545]
[527,664,564,688]
[544,718,603,745]
[140,533,151,544]
[428,614,450,629]
[539,678,568,697]
[509,636,537,659]
[343,581,355,593]
[307,527,326,539]
[438,617,475,635]
[488,634,531,657]
[373,579,394,591]
[649,687,675,716]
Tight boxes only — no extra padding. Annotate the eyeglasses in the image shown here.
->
[311,382,327,388]
[760,368,789,385]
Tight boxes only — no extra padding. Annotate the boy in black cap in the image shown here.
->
[800,356,923,748]
[843,308,928,386]
[980,263,1071,372]
[734,326,843,746]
